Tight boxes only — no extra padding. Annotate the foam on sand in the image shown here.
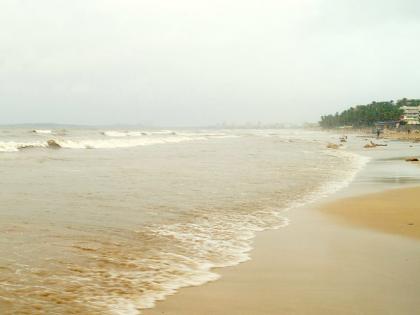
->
[17,149,367,315]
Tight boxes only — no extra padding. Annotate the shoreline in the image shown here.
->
[144,185,420,315]
[382,129,420,142]
[323,127,420,143]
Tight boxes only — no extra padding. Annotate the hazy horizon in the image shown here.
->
[0,121,306,128]
[1,0,419,126]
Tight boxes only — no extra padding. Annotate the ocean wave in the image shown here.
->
[0,141,48,152]
[32,129,52,134]
[283,150,371,211]
[102,130,177,137]
[0,129,325,153]
[0,132,371,315]
[150,130,177,135]
[177,132,239,139]
[115,150,370,314]
[102,131,148,137]
[58,136,205,149]
[0,136,206,152]
[46,209,289,315]
[102,130,240,139]
[64,152,369,314]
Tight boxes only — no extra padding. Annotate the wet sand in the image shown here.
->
[322,187,420,240]
[383,129,420,142]
[145,187,420,315]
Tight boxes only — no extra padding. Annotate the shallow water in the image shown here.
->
[0,128,374,314]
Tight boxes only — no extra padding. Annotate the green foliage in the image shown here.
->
[396,98,420,107]
[319,100,405,128]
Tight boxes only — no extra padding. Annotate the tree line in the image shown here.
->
[319,99,420,128]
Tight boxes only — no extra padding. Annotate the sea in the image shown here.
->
[0,127,375,314]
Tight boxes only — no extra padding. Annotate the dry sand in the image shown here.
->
[144,187,420,315]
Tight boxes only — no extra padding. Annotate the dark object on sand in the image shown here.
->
[405,158,419,162]
[364,141,388,148]
[47,140,61,149]
[326,143,341,149]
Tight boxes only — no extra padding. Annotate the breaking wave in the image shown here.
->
[32,129,52,134]
[0,135,206,152]
[57,136,205,149]
[102,131,149,137]
[0,141,49,152]
[0,130,240,152]
[102,130,180,137]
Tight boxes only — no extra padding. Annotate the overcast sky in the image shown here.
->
[1,0,419,126]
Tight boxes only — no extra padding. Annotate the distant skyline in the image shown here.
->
[1,0,419,126]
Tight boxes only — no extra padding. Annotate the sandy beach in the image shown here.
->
[322,187,420,240]
[383,129,420,142]
[145,187,420,315]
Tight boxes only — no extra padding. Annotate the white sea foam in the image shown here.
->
[0,129,241,152]
[284,149,371,209]
[150,130,176,135]
[110,299,140,315]
[103,130,178,137]
[0,141,48,152]
[177,131,234,138]
[57,136,206,149]
[103,131,148,137]
[32,129,52,134]
[0,135,207,152]
[0,131,241,152]
[92,209,290,314]
[105,150,369,314]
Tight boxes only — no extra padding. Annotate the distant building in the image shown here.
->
[401,105,420,125]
